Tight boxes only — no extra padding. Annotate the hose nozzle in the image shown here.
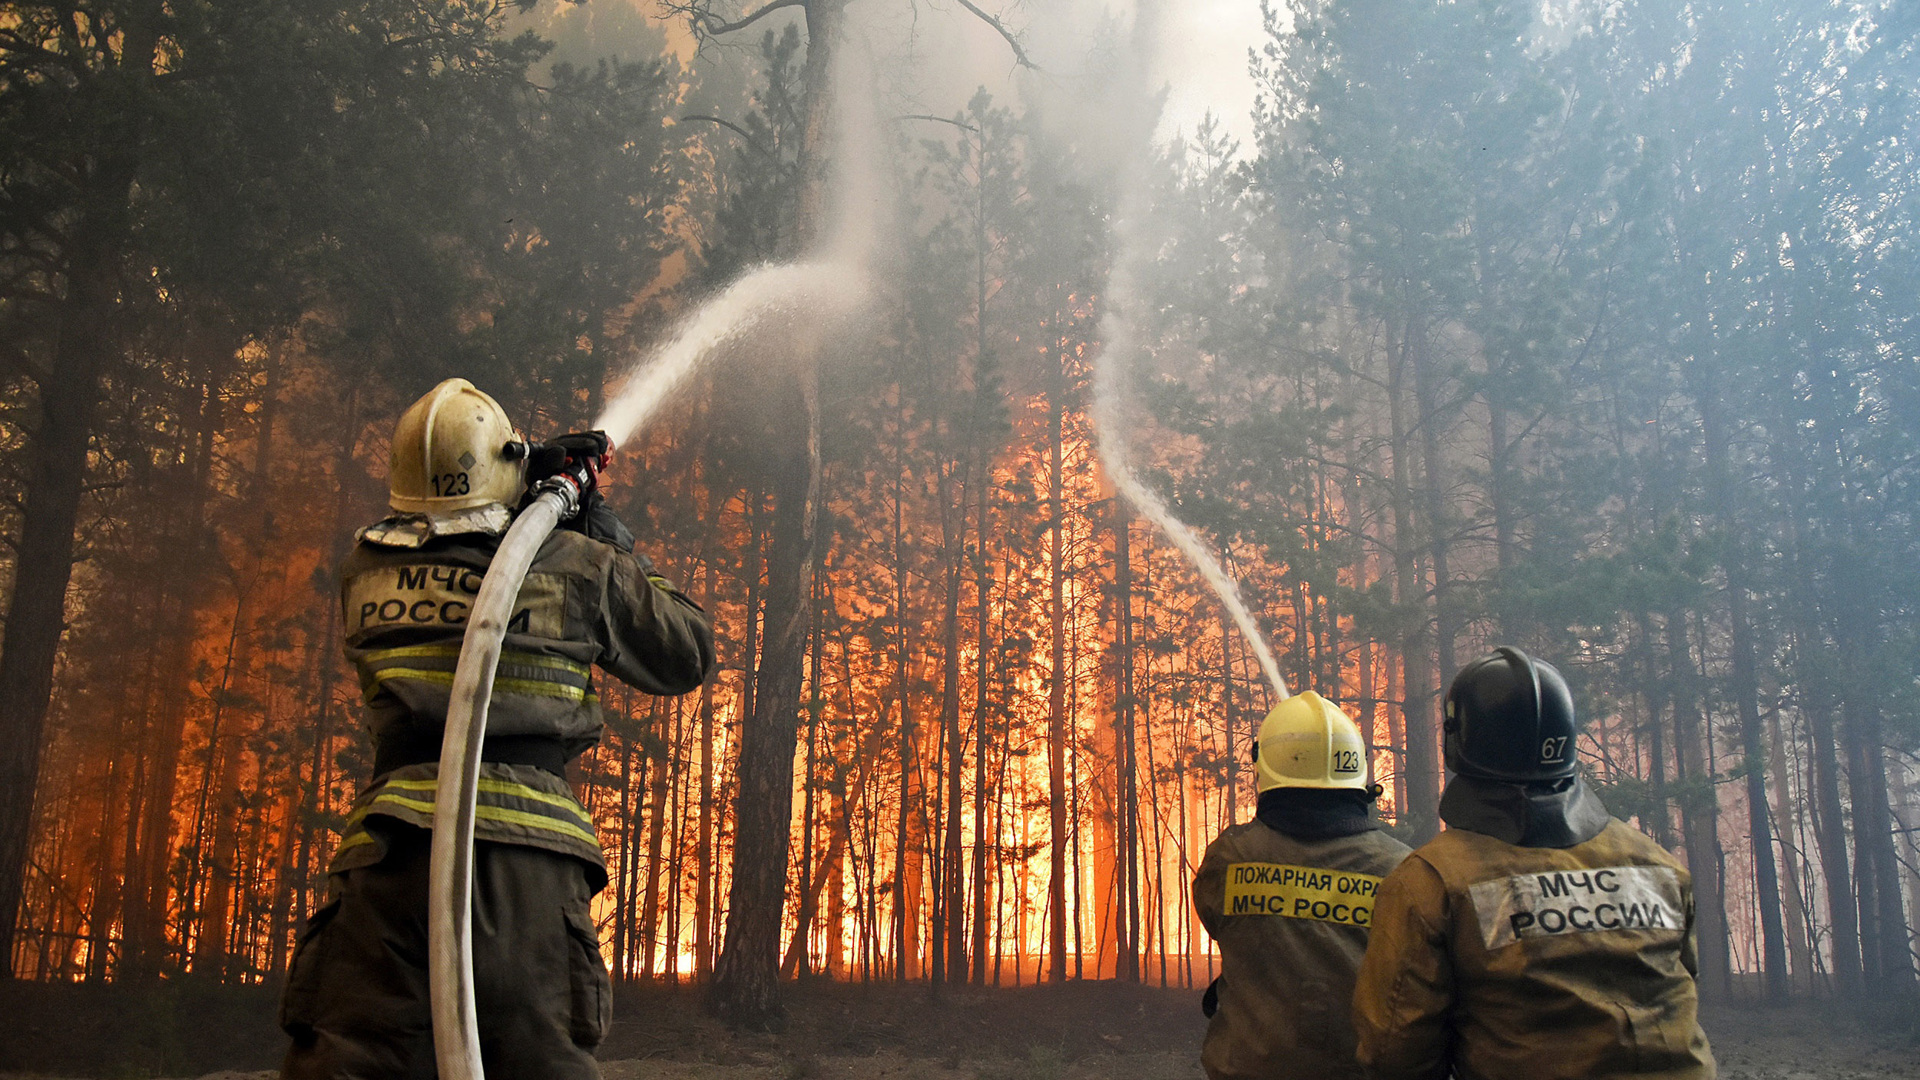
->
[521,430,614,520]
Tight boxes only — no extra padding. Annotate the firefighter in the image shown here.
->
[1192,692,1412,1080]
[280,379,716,1080]
[1353,647,1716,1080]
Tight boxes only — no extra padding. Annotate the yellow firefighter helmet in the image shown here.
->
[387,379,525,513]
[1255,691,1370,793]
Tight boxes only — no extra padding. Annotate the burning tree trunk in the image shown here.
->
[1047,312,1071,983]
[971,485,994,985]
[937,452,968,986]
[696,554,719,979]
[0,181,143,979]
[1111,504,1142,983]
[709,369,818,1025]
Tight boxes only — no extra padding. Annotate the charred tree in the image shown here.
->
[1046,306,1072,983]
[707,0,840,1028]
[0,6,157,967]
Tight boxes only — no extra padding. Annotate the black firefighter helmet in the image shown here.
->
[1443,647,1578,782]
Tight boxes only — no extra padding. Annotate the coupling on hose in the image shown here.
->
[529,466,590,519]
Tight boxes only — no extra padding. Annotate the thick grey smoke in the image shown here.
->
[594,2,1288,700]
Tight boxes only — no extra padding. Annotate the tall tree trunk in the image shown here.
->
[709,365,817,1025]
[696,555,717,980]
[613,719,637,976]
[1046,316,1071,983]
[780,535,831,978]
[965,118,996,985]
[196,591,256,981]
[1386,321,1438,840]
[1487,398,1516,583]
[939,455,967,985]
[125,371,225,977]
[888,375,918,981]
[0,1,165,973]
[1409,324,1459,724]
[1768,709,1816,993]
[825,747,850,979]
[1800,671,1862,993]
[795,546,825,977]
[971,462,994,984]
[1778,483,1863,993]
[709,0,840,1022]
[0,233,124,977]
[1692,365,1790,999]
[640,701,671,978]
[1637,613,1673,849]
[1889,763,1920,990]
[1666,613,1731,992]
[1113,507,1141,983]
[1839,686,1912,989]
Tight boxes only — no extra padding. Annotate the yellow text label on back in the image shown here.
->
[344,565,566,639]
[1224,863,1382,927]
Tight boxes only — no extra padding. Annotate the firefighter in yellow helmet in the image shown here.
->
[1191,692,1411,1080]
[279,379,716,1080]
[1353,647,1716,1080]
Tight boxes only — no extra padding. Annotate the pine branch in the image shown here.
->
[680,0,809,39]
[952,0,1036,70]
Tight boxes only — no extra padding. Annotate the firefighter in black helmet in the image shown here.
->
[1353,648,1716,1080]
[279,380,716,1080]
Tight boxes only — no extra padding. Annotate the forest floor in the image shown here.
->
[1,977,1916,1079]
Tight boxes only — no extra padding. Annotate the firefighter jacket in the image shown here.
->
[1353,777,1716,1080]
[1193,794,1412,1080]
[327,504,716,886]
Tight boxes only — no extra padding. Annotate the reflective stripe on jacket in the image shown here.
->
[339,522,715,753]
[1353,819,1716,1080]
[329,762,607,888]
[1193,821,1411,1080]
[358,643,597,705]
[329,514,714,891]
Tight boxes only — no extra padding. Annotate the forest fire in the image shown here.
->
[11,312,1332,988]
[1,0,1917,1077]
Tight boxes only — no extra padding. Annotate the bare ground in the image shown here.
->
[1,978,1914,1079]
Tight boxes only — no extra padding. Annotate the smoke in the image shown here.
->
[592,30,881,447]
[1089,1,1292,703]
[592,2,1290,701]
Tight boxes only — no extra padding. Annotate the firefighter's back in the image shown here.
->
[1196,820,1409,1080]
[1389,821,1714,1080]
[1192,693,1412,1080]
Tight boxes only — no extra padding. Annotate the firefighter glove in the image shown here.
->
[525,431,614,511]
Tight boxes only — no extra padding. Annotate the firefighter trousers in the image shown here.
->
[280,823,611,1080]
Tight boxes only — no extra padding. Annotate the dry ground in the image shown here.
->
[1,978,1915,1079]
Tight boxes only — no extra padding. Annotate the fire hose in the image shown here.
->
[427,442,605,1080]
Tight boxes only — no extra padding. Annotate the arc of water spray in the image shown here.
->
[1089,2,1290,705]
[431,41,879,1080]
[592,260,868,445]
[1091,310,1291,704]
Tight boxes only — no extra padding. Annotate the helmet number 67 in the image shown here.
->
[1540,736,1569,763]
